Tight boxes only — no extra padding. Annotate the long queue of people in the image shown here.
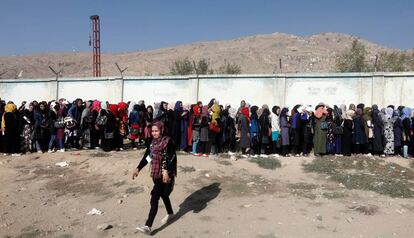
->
[1,98,414,159]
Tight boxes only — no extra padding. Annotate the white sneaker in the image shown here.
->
[252,154,259,158]
[136,225,151,235]
[260,154,268,158]
[11,153,22,157]
[272,154,281,158]
[59,149,65,153]
[47,150,54,153]
[120,148,124,151]
[37,151,43,154]
[133,148,138,150]
[241,154,249,158]
[161,214,175,224]
[228,151,235,156]
[365,153,372,157]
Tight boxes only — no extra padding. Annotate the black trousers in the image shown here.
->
[145,178,174,227]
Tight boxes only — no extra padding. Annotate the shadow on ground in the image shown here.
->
[151,182,221,235]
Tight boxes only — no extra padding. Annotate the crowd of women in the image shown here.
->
[1,97,414,159]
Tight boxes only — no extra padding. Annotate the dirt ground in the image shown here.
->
[0,149,414,238]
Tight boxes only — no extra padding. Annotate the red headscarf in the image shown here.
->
[92,100,101,112]
[118,102,128,122]
[109,104,119,116]
[192,105,201,117]
[241,107,250,123]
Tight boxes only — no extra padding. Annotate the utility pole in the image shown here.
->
[90,15,101,77]
[49,66,62,100]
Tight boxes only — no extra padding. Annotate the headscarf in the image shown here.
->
[228,107,237,119]
[344,110,355,120]
[128,101,136,113]
[192,104,201,117]
[149,121,171,179]
[349,104,356,111]
[174,101,183,113]
[272,106,280,115]
[1,103,17,129]
[109,104,119,116]
[401,107,412,121]
[385,107,394,120]
[280,107,289,119]
[363,107,372,121]
[92,100,101,112]
[250,106,259,121]
[118,102,129,122]
[211,103,221,123]
[81,101,93,125]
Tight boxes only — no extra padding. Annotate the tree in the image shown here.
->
[336,39,370,72]
[195,59,210,74]
[217,62,242,74]
[170,58,194,75]
[376,51,407,72]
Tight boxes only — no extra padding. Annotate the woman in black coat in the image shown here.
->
[2,103,20,155]
[342,110,354,156]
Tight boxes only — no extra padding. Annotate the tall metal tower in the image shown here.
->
[90,15,101,77]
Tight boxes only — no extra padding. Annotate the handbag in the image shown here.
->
[104,132,114,139]
[333,123,344,134]
[209,122,221,133]
[54,119,65,129]
[96,115,107,126]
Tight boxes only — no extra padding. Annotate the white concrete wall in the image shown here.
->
[1,73,414,109]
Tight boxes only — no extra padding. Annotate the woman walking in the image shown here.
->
[132,121,177,235]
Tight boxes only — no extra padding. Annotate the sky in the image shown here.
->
[0,0,413,55]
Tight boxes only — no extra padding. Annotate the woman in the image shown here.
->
[129,103,141,150]
[199,105,210,157]
[290,105,302,156]
[249,106,260,156]
[342,110,355,156]
[1,103,20,155]
[118,102,129,150]
[382,107,396,156]
[55,102,66,152]
[172,101,183,150]
[313,104,327,156]
[258,105,271,157]
[101,104,117,152]
[280,107,290,156]
[91,100,101,149]
[132,121,177,235]
[270,106,281,156]
[180,104,190,151]
[394,109,403,156]
[20,102,35,153]
[325,108,336,154]
[80,100,94,149]
[239,107,250,157]
[190,104,202,155]
[363,107,374,155]
[352,108,367,154]
[33,101,50,153]
[144,105,154,146]
[401,107,412,158]
[371,105,384,156]
[301,106,312,156]
[47,102,58,153]
[333,106,344,155]
[209,100,221,155]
